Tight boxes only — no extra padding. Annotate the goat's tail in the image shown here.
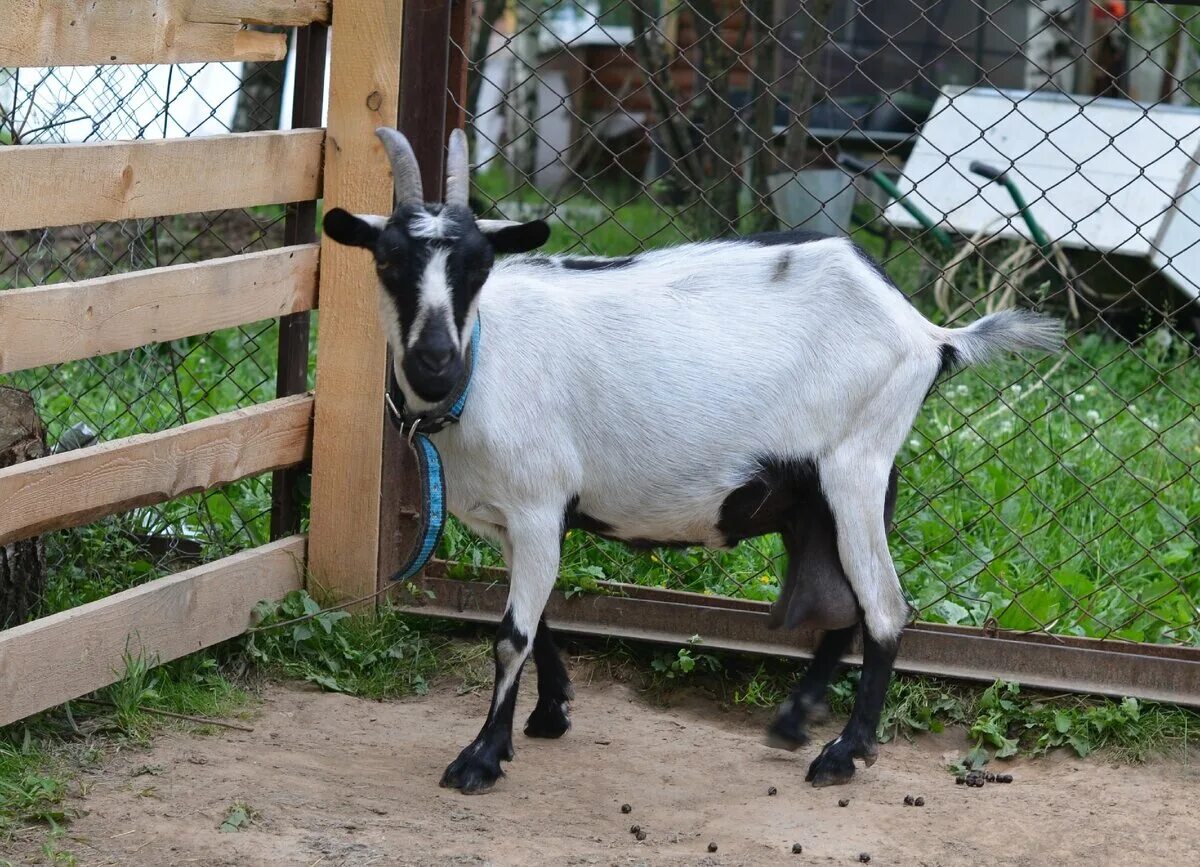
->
[937,309,1063,372]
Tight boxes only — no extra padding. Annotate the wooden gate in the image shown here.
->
[0,0,421,727]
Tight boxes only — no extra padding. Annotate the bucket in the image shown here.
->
[768,169,857,236]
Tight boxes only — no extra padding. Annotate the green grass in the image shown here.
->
[444,178,1200,646]
[243,590,450,699]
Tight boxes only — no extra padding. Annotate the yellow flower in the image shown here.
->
[759,576,771,585]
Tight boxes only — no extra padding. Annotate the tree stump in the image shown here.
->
[0,386,47,629]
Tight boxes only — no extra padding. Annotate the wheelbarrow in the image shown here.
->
[836,153,953,251]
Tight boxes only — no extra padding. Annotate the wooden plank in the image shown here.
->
[0,536,306,727]
[0,245,320,375]
[0,395,314,545]
[0,1,331,67]
[0,130,324,232]
[308,0,404,606]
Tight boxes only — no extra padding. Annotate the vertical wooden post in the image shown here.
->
[377,0,459,587]
[272,23,328,541]
[308,0,405,605]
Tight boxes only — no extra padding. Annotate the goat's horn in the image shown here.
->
[445,128,470,208]
[376,127,424,206]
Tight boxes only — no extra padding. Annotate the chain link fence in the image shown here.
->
[0,42,306,621]
[444,0,1200,648]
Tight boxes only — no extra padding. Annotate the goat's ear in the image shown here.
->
[323,208,386,249]
[477,219,550,254]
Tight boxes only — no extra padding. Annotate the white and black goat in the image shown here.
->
[322,127,1063,793]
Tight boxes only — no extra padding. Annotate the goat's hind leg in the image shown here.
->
[524,617,573,738]
[806,624,899,786]
[440,514,561,793]
[804,455,908,787]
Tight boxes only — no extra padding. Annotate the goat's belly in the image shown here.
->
[566,489,740,550]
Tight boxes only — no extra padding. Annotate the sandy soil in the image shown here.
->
[5,673,1199,866]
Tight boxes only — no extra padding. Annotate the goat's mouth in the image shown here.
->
[402,353,466,405]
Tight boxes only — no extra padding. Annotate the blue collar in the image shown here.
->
[384,318,480,583]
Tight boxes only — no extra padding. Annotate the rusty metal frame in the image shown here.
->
[395,564,1200,708]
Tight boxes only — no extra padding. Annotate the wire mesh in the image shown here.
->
[443,0,1200,647]
[0,46,303,624]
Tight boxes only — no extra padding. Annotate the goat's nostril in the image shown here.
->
[415,347,456,374]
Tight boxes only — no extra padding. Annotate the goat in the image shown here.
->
[322,127,1063,794]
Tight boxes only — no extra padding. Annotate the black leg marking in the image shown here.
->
[441,611,529,794]
[806,625,899,787]
[765,625,855,750]
[524,617,573,738]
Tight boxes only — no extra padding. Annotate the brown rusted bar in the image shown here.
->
[400,568,1200,708]
[272,23,328,540]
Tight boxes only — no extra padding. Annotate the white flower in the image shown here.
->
[955,384,970,396]
[1011,383,1023,394]
[1145,416,1160,430]
[1086,409,1101,424]
[1073,393,1085,403]
[1085,384,1097,395]
[908,438,921,449]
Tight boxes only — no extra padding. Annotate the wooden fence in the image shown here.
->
[0,0,423,728]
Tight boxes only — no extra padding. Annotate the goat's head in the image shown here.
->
[322,128,549,405]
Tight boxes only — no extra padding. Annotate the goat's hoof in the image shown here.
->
[764,696,826,750]
[763,722,809,752]
[440,750,504,794]
[805,736,878,788]
[524,698,571,739]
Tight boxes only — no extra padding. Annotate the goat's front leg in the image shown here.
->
[440,512,562,794]
[766,625,856,750]
[524,617,573,738]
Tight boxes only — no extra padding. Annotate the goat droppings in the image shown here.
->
[708,842,718,853]
[838,798,850,807]
[620,803,632,814]
[767,786,778,796]
[635,830,647,842]
[903,795,915,806]
[914,796,925,807]
[858,853,872,863]
[791,843,803,854]
[629,825,640,835]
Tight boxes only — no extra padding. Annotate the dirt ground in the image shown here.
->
[6,672,1199,867]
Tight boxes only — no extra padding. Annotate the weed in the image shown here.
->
[0,740,67,831]
[219,801,257,833]
[244,590,441,699]
[102,650,162,737]
[732,664,788,709]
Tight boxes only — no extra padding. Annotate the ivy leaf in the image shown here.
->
[994,736,1020,759]
[964,745,990,769]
